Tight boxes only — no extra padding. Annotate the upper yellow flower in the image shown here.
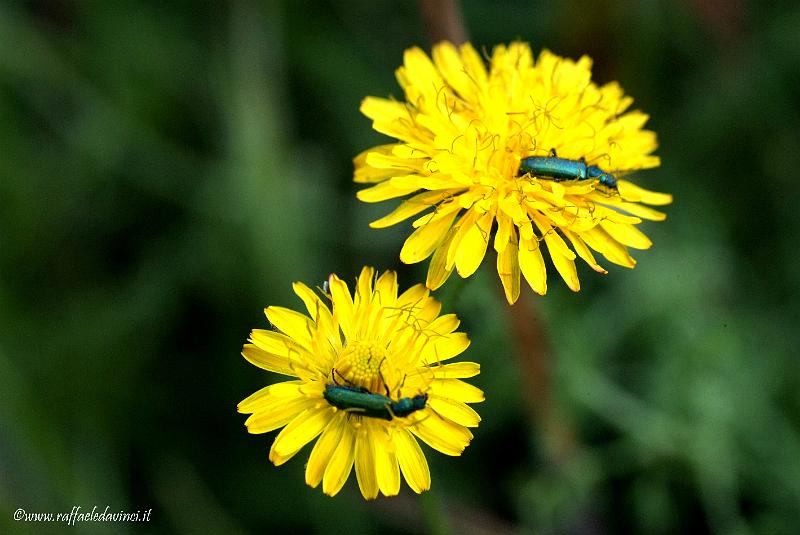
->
[238,267,483,499]
[355,41,671,303]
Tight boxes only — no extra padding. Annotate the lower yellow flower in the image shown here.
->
[238,267,483,499]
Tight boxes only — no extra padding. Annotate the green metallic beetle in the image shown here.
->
[323,384,428,420]
[518,152,619,189]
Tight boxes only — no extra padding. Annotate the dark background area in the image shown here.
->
[1,1,799,533]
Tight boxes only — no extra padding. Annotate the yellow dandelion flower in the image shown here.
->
[355,41,672,303]
[238,266,483,499]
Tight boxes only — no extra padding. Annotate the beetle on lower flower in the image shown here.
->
[238,267,483,499]
[354,41,672,303]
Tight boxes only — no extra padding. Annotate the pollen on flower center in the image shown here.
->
[332,340,389,394]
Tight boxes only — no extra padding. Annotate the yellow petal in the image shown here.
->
[519,237,547,295]
[396,283,429,311]
[359,97,406,123]
[426,225,457,290]
[244,396,317,434]
[354,266,375,308]
[426,313,460,335]
[458,42,488,92]
[400,209,459,264]
[497,237,520,304]
[394,429,430,493]
[238,381,303,413]
[241,342,297,377]
[265,306,314,350]
[391,173,461,191]
[356,179,421,203]
[454,210,493,277]
[292,282,335,338]
[534,218,576,260]
[419,332,470,364]
[581,227,636,268]
[353,143,399,183]
[431,41,473,98]
[445,208,480,267]
[590,204,641,225]
[369,190,456,228]
[617,180,672,205]
[328,274,355,340]
[410,412,473,456]
[428,396,482,427]
[612,201,667,221]
[269,406,332,465]
[430,378,484,403]
[430,362,481,379]
[493,212,513,253]
[305,412,346,488]
[373,426,400,496]
[373,270,398,307]
[365,150,426,171]
[322,423,356,496]
[401,47,444,107]
[545,238,580,292]
[563,229,607,274]
[600,220,653,249]
[355,424,379,499]
[499,191,529,225]
[412,293,443,326]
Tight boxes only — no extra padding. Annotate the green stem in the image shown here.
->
[420,487,453,535]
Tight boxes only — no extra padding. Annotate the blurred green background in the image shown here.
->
[2,1,799,534]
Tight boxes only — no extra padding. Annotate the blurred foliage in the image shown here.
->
[1,1,799,534]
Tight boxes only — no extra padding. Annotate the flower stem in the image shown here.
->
[507,291,577,464]
[418,0,468,45]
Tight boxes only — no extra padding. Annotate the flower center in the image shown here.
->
[332,340,389,394]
